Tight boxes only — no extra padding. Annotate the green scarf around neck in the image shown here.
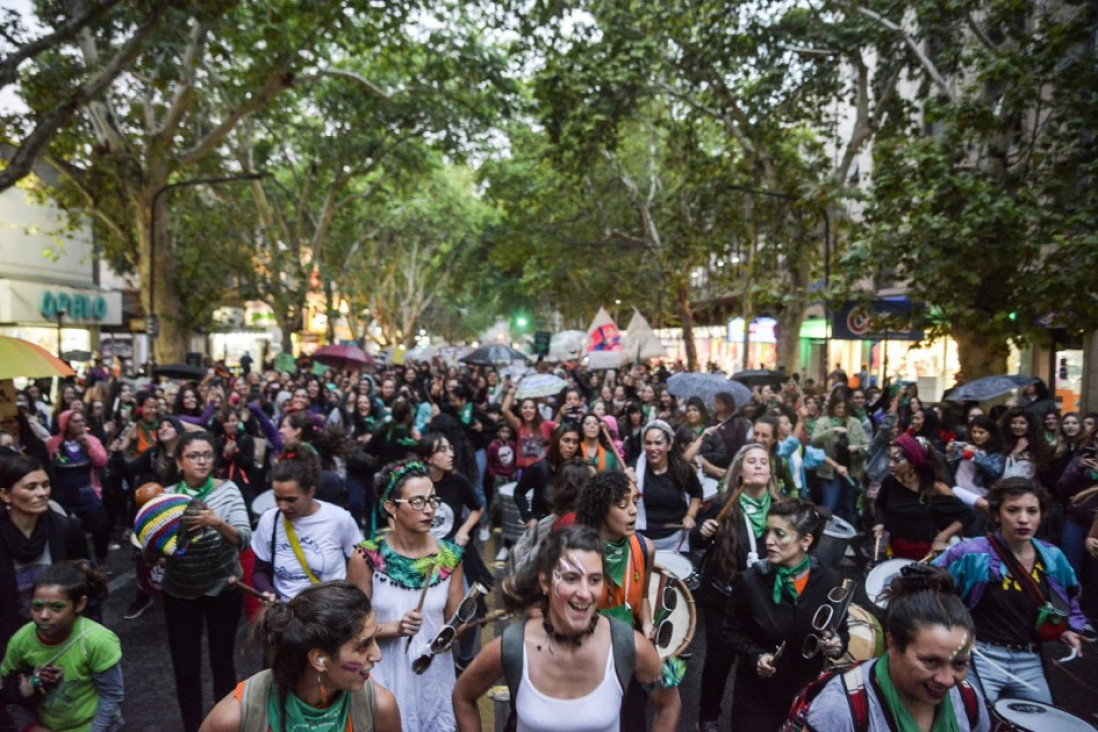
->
[739,491,771,538]
[267,688,351,732]
[874,655,959,732]
[177,475,215,503]
[771,554,810,604]
[603,536,630,587]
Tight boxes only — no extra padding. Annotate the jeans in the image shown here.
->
[474,449,488,528]
[820,474,855,523]
[971,641,1052,704]
[1062,518,1088,578]
[163,588,243,732]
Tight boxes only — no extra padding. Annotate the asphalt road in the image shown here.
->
[101,537,1098,731]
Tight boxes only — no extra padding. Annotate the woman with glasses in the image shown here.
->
[347,459,465,732]
[872,434,969,561]
[161,431,251,732]
[723,499,845,732]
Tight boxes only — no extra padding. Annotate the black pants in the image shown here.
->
[163,588,243,732]
[72,505,111,562]
[698,600,737,723]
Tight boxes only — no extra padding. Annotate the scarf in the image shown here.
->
[603,537,630,587]
[874,655,959,732]
[771,555,811,604]
[267,688,351,732]
[739,492,771,538]
[0,511,49,562]
[176,475,215,503]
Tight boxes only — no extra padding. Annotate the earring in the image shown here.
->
[317,672,329,705]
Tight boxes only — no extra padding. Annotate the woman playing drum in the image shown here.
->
[724,499,845,732]
[935,477,1084,704]
[633,420,701,551]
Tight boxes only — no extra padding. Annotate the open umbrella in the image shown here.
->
[152,363,206,381]
[0,336,77,380]
[515,373,568,399]
[460,345,529,366]
[666,373,753,410]
[312,344,375,372]
[943,375,1038,403]
[731,369,788,390]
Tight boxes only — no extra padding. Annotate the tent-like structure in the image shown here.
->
[620,309,665,364]
[586,307,623,370]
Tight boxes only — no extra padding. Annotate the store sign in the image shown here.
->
[0,279,122,326]
[831,299,923,341]
[39,290,109,321]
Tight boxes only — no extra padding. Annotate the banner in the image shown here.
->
[830,297,924,341]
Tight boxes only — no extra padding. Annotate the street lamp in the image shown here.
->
[148,172,267,365]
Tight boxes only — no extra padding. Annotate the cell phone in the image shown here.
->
[1083,446,1097,459]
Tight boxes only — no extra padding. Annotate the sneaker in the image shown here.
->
[495,546,510,562]
[124,594,153,620]
[477,527,490,543]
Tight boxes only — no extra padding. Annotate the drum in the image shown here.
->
[496,482,526,542]
[251,489,275,517]
[865,558,914,609]
[647,566,697,660]
[655,550,700,591]
[701,477,720,503]
[844,604,885,663]
[815,515,857,570]
[991,699,1094,731]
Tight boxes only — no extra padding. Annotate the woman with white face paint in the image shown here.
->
[452,526,679,732]
[724,499,845,731]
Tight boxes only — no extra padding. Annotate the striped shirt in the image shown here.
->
[162,480,251,599]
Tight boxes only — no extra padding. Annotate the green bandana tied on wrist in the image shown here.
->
[771,554,811,604]
[267,689,351,732]
[739,492,772,538]
[874,656,959,732]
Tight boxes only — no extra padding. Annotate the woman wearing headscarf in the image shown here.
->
[632,420,702,552]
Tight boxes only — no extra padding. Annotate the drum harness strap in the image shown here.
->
[500,615,635,732]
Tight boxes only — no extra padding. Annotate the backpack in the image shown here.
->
[239,669,377,732]
[782,662,981,732]
[500,616,635,732]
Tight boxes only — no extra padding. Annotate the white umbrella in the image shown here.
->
[516,373,568,399]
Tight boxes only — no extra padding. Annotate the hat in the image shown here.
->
[892,433,928,470]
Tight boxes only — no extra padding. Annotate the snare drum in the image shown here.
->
[251,489,275,517]
[655,550,700,591]
[647,566,697,660]
[496,482,526,542]
[865,558,914,610]
[991,699,1094,731]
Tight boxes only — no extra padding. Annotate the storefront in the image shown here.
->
[0,279,123,359]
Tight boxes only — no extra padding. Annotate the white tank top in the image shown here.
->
[515,642,623,732]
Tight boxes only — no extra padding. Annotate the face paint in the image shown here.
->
[552,553,586,597]
[341,661,364,674]
[951,633,971,662]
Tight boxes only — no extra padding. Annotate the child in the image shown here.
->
[485,423,518,561]
[1,560,123,731]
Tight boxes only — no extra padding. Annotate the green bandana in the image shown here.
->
[459,403,473,426]
[176,475,215,503]
[874,656,959,732]
[267,689,351,732]
[603,537,630,587]
[771,555,811,604]
[739,492,772,538]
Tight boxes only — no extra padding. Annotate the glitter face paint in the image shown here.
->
[340,661,364,674]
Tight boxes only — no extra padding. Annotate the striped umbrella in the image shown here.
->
[0,336,76,379]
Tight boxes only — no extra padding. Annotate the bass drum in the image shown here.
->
[843,604,885,664]
[654,550,700,591]
[865,558,914,610]
[647,565,697,660]
[991,699,1095,731]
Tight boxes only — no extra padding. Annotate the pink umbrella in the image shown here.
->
[311,344,375,372]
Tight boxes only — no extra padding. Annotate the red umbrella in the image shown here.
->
[311,344,375,372]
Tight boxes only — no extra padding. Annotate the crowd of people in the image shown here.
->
[0,354,1095,731]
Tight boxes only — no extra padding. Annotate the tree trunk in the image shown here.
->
[776,306,804,374]
[675,281,698,371]
[951,324,1009,379]
[135,173,188,365]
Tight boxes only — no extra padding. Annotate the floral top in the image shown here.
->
[356,537,463,589]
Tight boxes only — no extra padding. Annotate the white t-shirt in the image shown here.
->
[251,501,363,601]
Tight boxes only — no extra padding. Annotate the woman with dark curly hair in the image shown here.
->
[200,581,400,731]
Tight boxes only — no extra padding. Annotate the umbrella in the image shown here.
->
[548,330,588,361]
[312,344,375,371]
[666,373,753,410]
[0,336,76,380]
[515,373,568,399]
[460,345,529,366]
[731,369,788,389]
[943,374,1038,403]
[153,363,206,381]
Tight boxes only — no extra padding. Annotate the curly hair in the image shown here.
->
[575,470,633,529]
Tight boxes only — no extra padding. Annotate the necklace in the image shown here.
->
[538,614,598,652]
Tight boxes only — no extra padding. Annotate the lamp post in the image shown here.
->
[720,183,831,375]
[148,172,267,366]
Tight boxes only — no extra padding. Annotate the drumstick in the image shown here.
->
[918,550,937,564]
[873,535,881,564]
[600,423,628,473]
[406,558,439,654]
[227,576,272,602]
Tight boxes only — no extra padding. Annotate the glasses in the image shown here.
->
[391,495,441,511]
[183,452,215,463]
[31,600,69,612]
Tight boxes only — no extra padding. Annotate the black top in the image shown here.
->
[432,472,481,541]
[875,476,970,542]
[513,459,553,523]
[724,560,847,716]
[713,417,750,469]
[971,559,1049,646]
[689,494,760,609]
[641,466,702,539]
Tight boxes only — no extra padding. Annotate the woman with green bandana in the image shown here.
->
[200,581,401,732]
[798,565,989,732]
[723,499,844,731]
[688,443,783,730]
